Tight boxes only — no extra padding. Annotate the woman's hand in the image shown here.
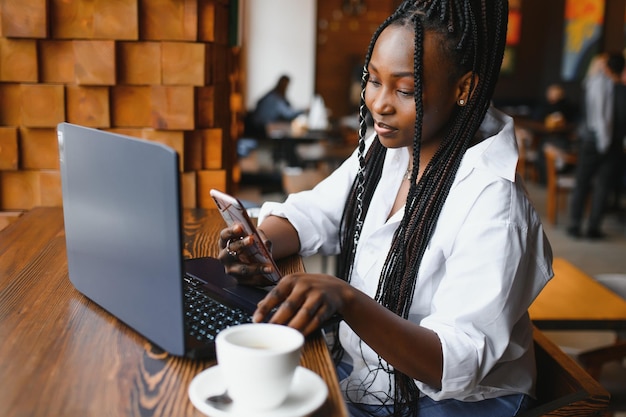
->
[218,223,276,286]
[253,273,352,335]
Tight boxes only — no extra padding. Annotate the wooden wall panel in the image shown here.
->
[0,211,23,232]
[20,84,65,127]
[19,128,59,170]
[73,40,116,85]
[0,171,41,209]
[1,0,48,38]
[150,86,195,130]
[140,0,198,41]
[0,38,38,82]
[111,86,153,127]
[118,41,162,85]
[66,86,111,128]
[50,0,138,40]
[39,170,62,206]
[0,0,236,211]
[181,171,197,208]
[0,84,21,125]
[196,169,226,208]
[39,40,75,83]
[196,86,215,128]
[161,42,205,86]
[0,127,18,170]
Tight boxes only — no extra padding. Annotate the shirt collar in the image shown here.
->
[456,106,518,183]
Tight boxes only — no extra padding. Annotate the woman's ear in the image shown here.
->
[456,71,476,106]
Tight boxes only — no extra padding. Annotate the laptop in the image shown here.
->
[57,122,272,359]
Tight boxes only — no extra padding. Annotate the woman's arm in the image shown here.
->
[257,215,301,260]
[253,273,444,389]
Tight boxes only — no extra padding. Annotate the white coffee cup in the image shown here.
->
[215,323,304,410]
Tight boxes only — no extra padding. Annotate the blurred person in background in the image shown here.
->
[567,52,626,239]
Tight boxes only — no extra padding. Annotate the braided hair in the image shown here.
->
[336,0,508,414]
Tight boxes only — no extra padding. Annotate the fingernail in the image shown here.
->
[263,266,272,274]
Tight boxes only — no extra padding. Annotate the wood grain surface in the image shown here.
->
[0,207,347,417]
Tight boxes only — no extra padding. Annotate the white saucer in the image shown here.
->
[188,365,328,417]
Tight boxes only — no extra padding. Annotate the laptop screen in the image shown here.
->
[58,123,187,356]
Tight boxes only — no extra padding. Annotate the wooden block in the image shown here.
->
[39,40,75,83]
[40,170,62,206]
[198,0,215,42]
[118,41,161,85]
[212,82,230,128]
[20,84,65,128]
[183,130,203,171]
[0,171,41,210]
[196,86,215,128]
[1,0,48,38]
[211,43,229,84]
[73,40,115,85]
[106,128,144,139]
[92,0,138,39]
[0,83,21,125]
[0,127,18,170]
[19,128,59,170]
[0,210,24,232]
[204,42,214,85]
[66,86,110,128]
[197,128,222,169]
[0,38,37,82]
[140,0,198,41]
[181,171,197,208]
[50,0,138,40]
[161,42,205,86]
[212,0,230,45]
[150,86,195,130]
[141,129,185,170]
[110,86,152,127]
[196,169,226,208]
[50,0,91,38]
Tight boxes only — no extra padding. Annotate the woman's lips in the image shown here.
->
[374,121,397,137]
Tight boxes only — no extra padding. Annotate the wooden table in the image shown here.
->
[529,258,626,331]
[0,207,348,417]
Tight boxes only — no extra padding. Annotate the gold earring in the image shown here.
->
[458,99,465,106]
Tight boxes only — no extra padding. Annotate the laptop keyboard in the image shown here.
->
[183,274,252,342]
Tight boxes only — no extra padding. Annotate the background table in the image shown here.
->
[529,258,626,331]
[0,207,347,417]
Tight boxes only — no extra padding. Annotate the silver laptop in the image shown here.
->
[57,123,270,359]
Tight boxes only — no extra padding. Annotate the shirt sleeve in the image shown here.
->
[415,180,553,399]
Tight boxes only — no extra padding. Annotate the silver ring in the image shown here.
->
[226,239,237,257]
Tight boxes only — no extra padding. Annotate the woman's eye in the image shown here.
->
[398,90,414,97]
[367,78,381,87]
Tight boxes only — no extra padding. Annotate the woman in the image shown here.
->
[220,1,553,416]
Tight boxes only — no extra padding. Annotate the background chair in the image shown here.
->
[544,274,626,416]
[281,166,333,274]
[543,144,576,225]
[515,126,539,182]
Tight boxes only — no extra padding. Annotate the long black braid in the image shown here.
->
[336,1,508,415]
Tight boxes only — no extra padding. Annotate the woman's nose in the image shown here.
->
[369,89,393,115]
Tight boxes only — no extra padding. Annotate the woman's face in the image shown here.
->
[365,24,466,150]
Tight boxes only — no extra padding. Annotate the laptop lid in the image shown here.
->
[58,123,187,356]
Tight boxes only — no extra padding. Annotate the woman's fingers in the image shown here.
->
[253,274,341,335]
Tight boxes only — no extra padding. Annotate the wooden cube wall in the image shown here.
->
[0,0,235,213]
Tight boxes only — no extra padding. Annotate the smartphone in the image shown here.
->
[209,189,281,284]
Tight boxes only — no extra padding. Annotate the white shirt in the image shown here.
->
[584,71,615,153]
[259,107,553,403]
